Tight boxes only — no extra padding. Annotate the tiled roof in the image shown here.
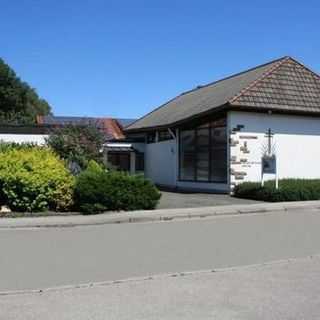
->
[126,57,320,131]
[116,118,137,128]
[229,58,320,112]
[37,115,132,141]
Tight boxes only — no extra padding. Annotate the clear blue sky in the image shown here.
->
[1,0,319,119]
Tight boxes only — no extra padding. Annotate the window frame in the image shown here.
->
[178,118,228,184]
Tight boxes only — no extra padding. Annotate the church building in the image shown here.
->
[118,56,320,193]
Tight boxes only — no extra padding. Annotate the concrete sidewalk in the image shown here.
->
[0,200,320,229]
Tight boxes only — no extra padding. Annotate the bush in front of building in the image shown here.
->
[233,179,320,202]
[74,161,161,214]
[0,146,75,212]
[46,124,105,173]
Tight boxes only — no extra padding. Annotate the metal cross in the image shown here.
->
[265,128,274,156]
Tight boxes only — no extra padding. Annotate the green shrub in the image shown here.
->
[233,179,320,202]
[46,124,105,171]
[74,164,161,214]
[0,146,75,212]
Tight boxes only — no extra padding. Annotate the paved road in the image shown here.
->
[157,191,259,209]
[1,209,320,292]
[1,256,320,320]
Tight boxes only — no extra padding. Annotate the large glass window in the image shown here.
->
[211,126,227,182]
[196,127,210,181]
[179,118,227,183]
[180,130,195,180]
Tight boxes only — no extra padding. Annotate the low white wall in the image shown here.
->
[0,134,48,145]
[176,181,229,193]
[229,111,320,185]
[144,139,177,186]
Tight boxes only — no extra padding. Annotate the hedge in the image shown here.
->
[233,179,320,202]
[0,146,75,212]
[74,161,161,214]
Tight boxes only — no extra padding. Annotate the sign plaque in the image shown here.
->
[262,155,276,174]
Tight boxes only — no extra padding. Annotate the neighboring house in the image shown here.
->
[0,124,49,145]
[36,115,135,141]
[0,115,140,173]
[124,56,320,193]
[0,116,135,155]
[36,116,139,172]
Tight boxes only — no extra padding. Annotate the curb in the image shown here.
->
[0,200,320,229]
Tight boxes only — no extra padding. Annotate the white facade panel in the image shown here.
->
[144,139,177,186]
[229,111,320,185]
[0,134,48,145]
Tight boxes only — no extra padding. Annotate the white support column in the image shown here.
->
[130,152,136,175]
[103,147,108,167]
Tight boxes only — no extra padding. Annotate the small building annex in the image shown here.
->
[123,56,320,193]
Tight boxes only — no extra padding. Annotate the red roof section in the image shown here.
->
[36,115,126,141]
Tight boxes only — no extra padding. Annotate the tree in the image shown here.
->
[0,58,51,124]
[46,124,105,172]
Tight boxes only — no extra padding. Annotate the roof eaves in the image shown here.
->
[125,104,229,133]
[228,103,320,117]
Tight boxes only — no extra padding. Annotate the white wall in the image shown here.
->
[0,134,48,145]
[144,139,177,186]
[229,111,320,185]
[144,131,229,193]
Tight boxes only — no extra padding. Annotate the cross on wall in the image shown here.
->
[265,128,274,156]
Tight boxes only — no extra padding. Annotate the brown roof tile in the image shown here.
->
[230,58,320,112]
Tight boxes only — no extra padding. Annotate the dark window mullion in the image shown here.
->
[178,130,181,180]
[209,124,212,182]
[194,128,198,181]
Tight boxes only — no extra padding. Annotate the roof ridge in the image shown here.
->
[287,57,320,82]
[228,56,290,104]
[180,56,289,96]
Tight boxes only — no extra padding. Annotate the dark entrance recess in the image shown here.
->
[107,152,130,171]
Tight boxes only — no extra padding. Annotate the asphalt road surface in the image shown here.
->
[1,208,320,292]
[1,256,320,320]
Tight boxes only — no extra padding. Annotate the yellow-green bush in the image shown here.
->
[0,147,75,212]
